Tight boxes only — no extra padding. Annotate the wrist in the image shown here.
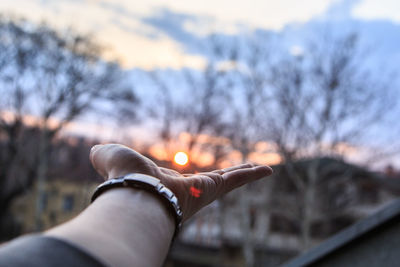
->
[92,188,175,266]
[95,187,176,226]
[91,173,183,238]
[94,188,176,238]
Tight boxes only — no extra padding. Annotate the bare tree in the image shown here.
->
[147,70,182,161]
[220,35,272,267]
[261,32,396,249]
[0,17,137,236]
[147,36,232,170]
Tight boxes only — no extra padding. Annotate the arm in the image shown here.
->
[46,144,273,267]
[46,188,174,267]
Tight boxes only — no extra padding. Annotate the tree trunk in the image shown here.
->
[241,185,255,267]
[218,196,227,267]
[300,160,319,250]
[240,151,255,267]
[34,128,51,231]
[300,186,313,250]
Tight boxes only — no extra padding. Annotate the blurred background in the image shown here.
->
[0,0,399,266]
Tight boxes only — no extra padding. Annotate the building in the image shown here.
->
[12,179,97,233]
[166,158,400,266]
[9,156,400,266]
[283,199,400,267]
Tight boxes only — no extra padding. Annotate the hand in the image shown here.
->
[90,144,273,221]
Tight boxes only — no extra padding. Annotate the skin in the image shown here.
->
[46,144,273,267]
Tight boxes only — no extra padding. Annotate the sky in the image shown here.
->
[0,0,399,69]
[1,0,399,167]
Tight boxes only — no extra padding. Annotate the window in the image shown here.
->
[62,194,74,212]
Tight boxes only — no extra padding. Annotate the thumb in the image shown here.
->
[90,144,108,178]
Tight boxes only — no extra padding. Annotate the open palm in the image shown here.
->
[90,144,273,221]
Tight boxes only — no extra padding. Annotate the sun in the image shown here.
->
[174,152,189,166]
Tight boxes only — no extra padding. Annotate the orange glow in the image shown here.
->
[148,144,169,161]
[0,110,64,130]
[248,152,282,165]
[174,152,189,166]
[148,132,230,167]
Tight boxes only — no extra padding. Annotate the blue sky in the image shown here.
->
[0,0,399,69]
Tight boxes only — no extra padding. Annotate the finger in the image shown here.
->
[222,165,273,194]
[160,167,182,177]
[90,144,128,178]
[90,144,107,178]
[212,163,254,175]
[201,172,222,181]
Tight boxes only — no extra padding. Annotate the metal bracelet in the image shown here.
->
[91,173,183,239]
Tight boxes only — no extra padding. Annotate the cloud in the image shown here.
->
[137,7,274,60]
[321,0,362,21]
[30,0,398,71]
[96,2,203,44]
[97,0,133,18]
[96,4,209,55]
[139,8,203,51]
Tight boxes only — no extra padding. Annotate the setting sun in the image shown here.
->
[174,152,189,166]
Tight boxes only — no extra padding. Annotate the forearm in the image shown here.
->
[41,143,272,266]
[46,188,175,267]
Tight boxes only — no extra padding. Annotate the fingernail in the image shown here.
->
[255,165,273,174]
[91,145,103,153]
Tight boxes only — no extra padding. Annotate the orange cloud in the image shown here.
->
[248,152,281,165]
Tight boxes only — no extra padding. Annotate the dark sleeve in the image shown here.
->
[0,234,107,267]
